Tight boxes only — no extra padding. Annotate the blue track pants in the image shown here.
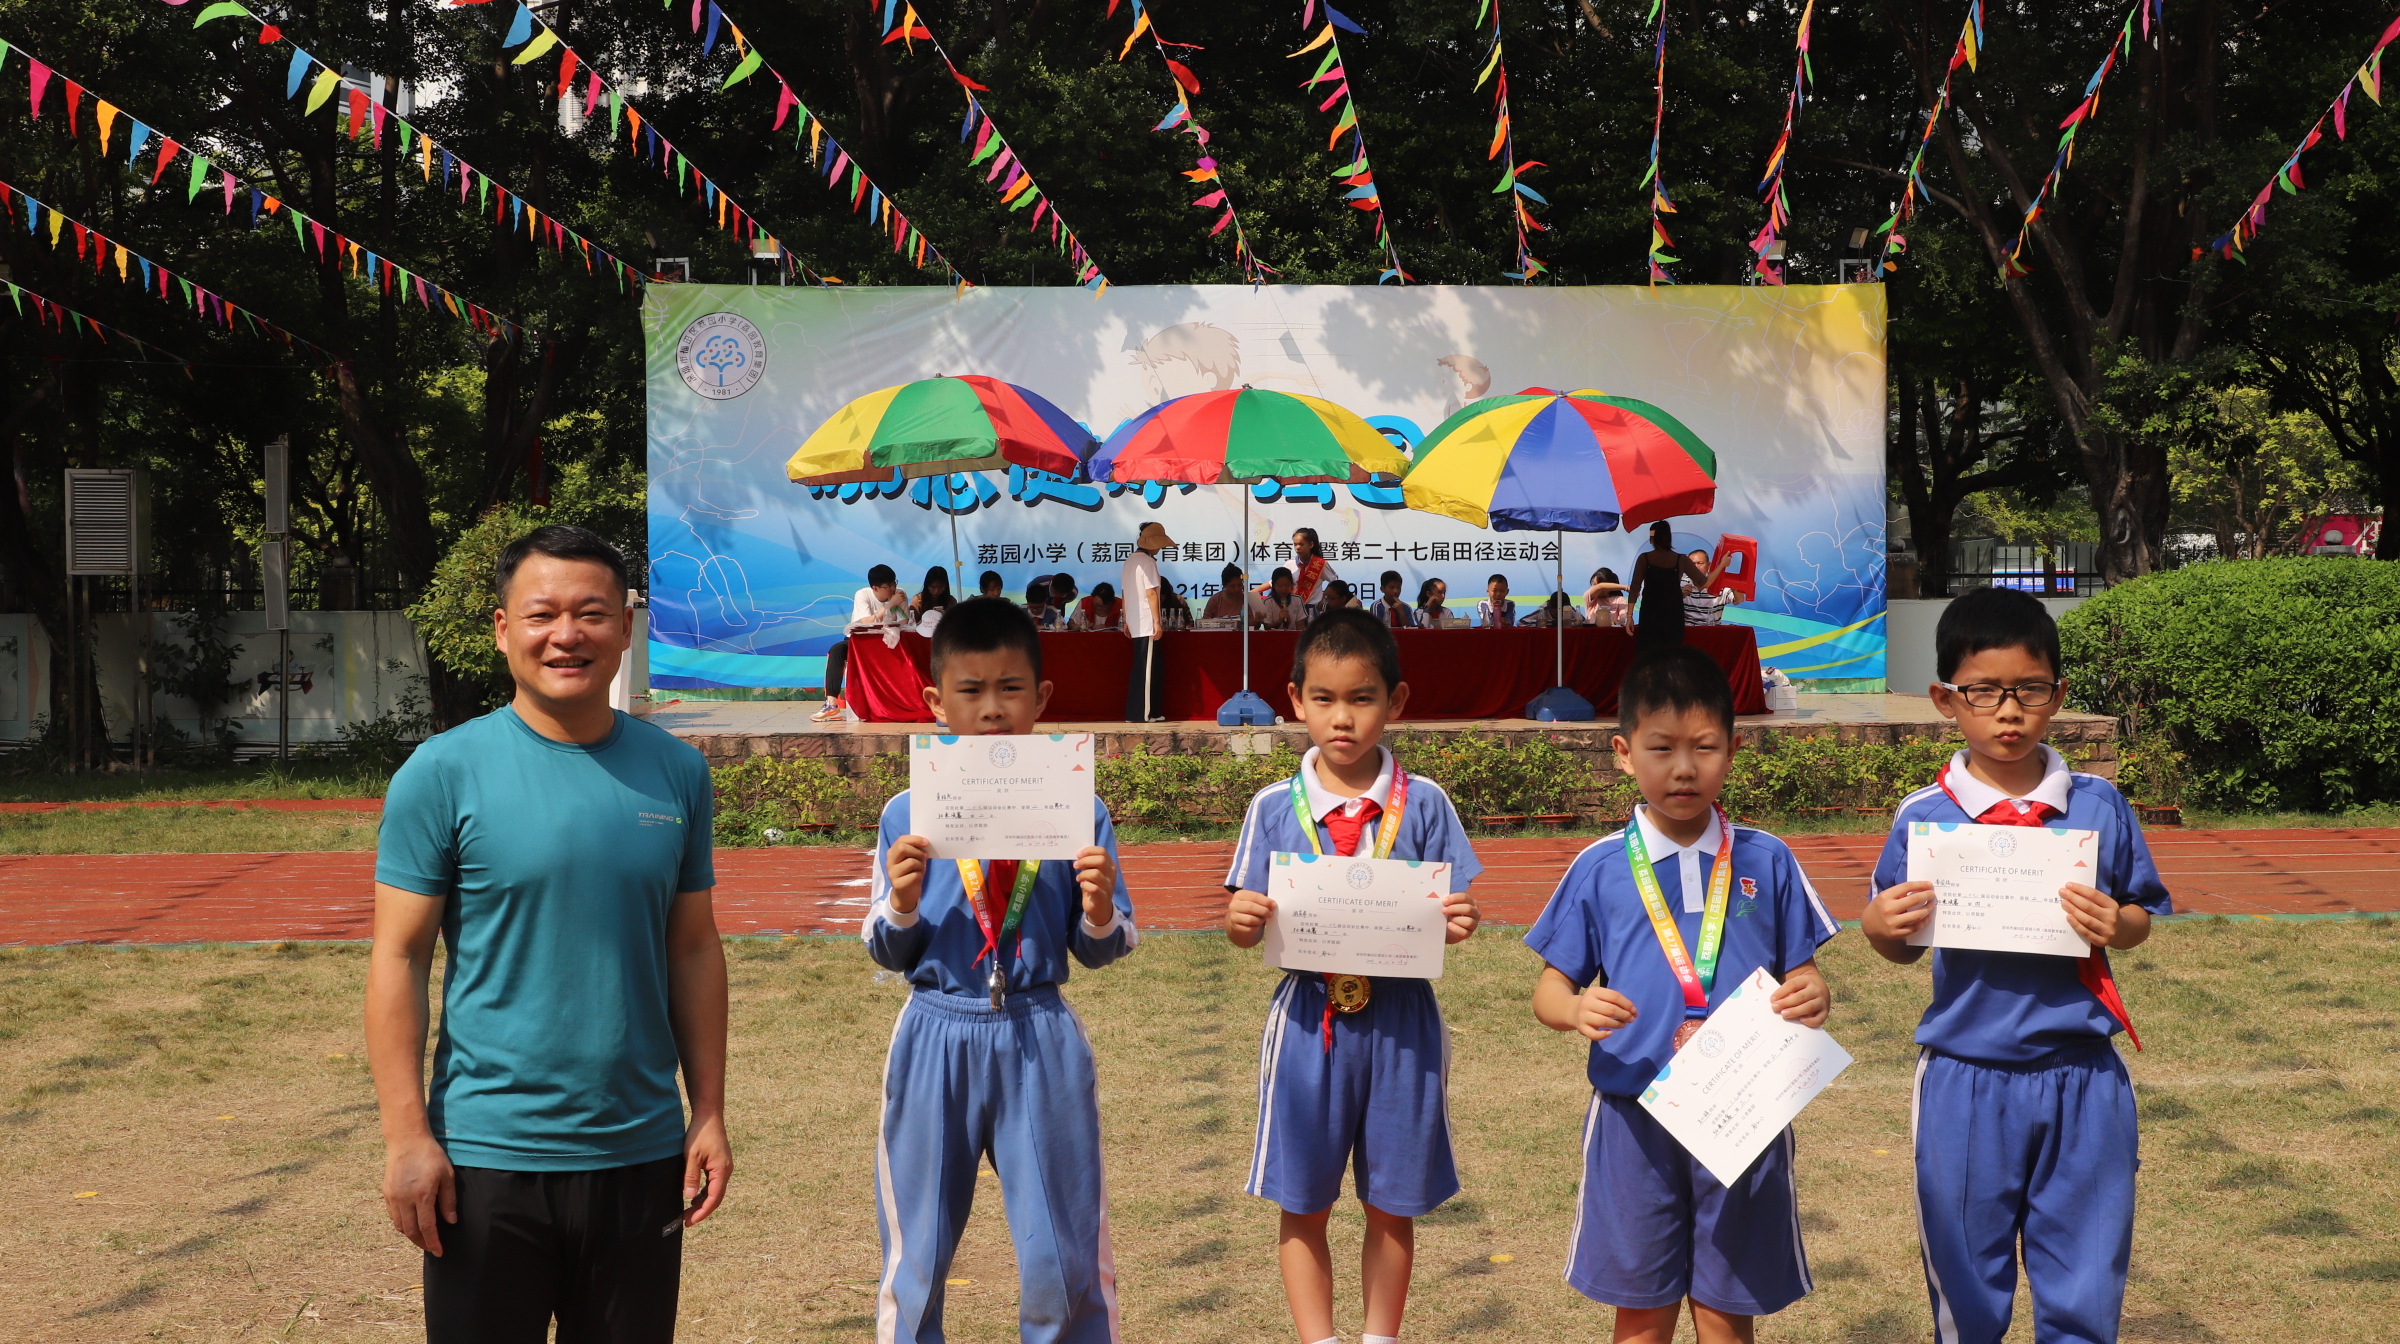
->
[1912,1045,2138,1344]
[873,987,1120,1344]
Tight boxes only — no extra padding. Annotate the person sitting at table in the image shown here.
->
[1584,567,1629,628]
[1024,576,1062,630]
[1526,591,1586,628]
[1476,574,1517,629]
[1202,564,1250,621]
[912,567,956,623]
[1369,570,1417,628]
[1050,572,1081,618]
[1321,580,1358,613]
[1681,547,1740,626]
[812,563,906,723]
[1415,577,1450,628]
[1158,585,1194,630]
[978,570,1006,600]
[1071,581,1123,631]
[1256,567,1305,629]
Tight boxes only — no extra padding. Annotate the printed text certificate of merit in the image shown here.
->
[909,733,1096,860]
[1904,821,2098,958]
[1639,967,1854,1187]
[1258,853,1451,979]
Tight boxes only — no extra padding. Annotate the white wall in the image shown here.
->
[1884,596,2084,698]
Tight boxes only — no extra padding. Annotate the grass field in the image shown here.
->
[4,920,2398,1341]
[0,808,381,855]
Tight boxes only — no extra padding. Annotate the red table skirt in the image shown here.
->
[844,626,1766,723]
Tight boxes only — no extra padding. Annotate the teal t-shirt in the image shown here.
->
[376,706,715,1171]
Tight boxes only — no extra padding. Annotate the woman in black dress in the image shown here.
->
[1623,519,1716,649]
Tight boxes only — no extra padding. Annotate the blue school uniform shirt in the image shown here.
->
[375,707,715,1171]
[1526,809,1839,1098]
[863,792,1136,995]
[1224,747,1484,897]
[1870,748,2172,1064]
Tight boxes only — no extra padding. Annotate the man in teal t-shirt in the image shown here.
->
[366,525,729,1344]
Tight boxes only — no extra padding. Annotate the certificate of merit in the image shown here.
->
[1259,852,1451,980]
[1639,967,1854,1187]
[908,733,1095,860]
[1904,821,2098,958]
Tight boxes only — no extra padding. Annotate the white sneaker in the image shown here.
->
[810,698,844,723]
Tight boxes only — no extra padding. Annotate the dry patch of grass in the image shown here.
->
[3,919,2399,1340]
[0,808,379,855]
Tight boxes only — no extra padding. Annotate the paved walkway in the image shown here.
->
[2,828,2395,945]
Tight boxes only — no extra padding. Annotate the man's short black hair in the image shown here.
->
[1617,644,1735,738]
[867,563,897,588]
[495,525,629,604]
[1290,608,1403,693]
[930,596,1043,684]
[1936,586,2062,681]
[1024,577,1051,605]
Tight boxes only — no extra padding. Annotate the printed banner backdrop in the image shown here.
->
[644,284,1889,692]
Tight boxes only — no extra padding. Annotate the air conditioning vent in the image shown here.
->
[65,469,148,576]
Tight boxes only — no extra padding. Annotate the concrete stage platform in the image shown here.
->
[641,692,2120,776]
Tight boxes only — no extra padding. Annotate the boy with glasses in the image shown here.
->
[1861,586,2171,1344]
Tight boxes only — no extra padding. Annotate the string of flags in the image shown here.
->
[1112,0,1276,286]
[2003,0,2160,278]
[1641,0,1675,284]
[1474,0,1547,281]
[658,0,967,286]
[158,4,652,301]
[1,40,515,344]
[2,273,191,369]
[887,1,1112,291]
[0,178,335,362]
[1871,0,1984,278]
[1749,0,1811,285]
[1289,0,1411,283]
[459,1,818,285]
[2209,10,2400,264]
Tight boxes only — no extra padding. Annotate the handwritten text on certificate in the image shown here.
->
[1639,968,1854,1187]
[1259,852,1451,979]
[1905,822,2097,958]
[908,733,1094,860]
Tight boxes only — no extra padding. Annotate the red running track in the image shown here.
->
[3,828,2397,946]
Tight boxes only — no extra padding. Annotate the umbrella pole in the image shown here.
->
[1241,491,1250,693]
[949,492,962,598]
[1526,525,1595,723]
[1217,483,1274,727]
[1556,526,1566,688]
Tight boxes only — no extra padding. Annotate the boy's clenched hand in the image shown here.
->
[1224,889,1274,949]
[1770,960,1831,1029]
[1442,891,1480,945]
[1072,846,1119,926]
[885,835,933,915]
[1573,983,1639,1042]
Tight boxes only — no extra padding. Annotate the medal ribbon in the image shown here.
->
[958,858,1042,986]
[1289,760,1410,1051]
[1623,806,1735,1022]
[1935,764,2142,1051]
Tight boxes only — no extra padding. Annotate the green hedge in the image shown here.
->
[2059,558,2400,810]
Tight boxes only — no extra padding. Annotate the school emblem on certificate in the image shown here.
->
[1259,852,1451,980]
[909,733,1095,860]
[1903,822,2098,958]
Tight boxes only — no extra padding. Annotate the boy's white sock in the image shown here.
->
[1307,1337,1340,1344]
[1364,1335,1400,1344]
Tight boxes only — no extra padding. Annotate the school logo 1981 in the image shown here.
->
[988,741,1018,769]
[1988,832,2018,859]
[1346,863,1375,890]
[676,311,766,400]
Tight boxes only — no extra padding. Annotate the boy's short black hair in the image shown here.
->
[1936,586,2062,681]
[1487,573,1508,587]
[1050,573,1079,597]
[1617,644,1735,737]
[1025,576,1051,604]
[1380,569,1403,586]
[1290,608,1403,693]
[496,525,628,604]
[867,563,897,588]
[930,596,1043,684]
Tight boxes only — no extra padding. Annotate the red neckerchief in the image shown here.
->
[1937,764,2142,1051]
[1294,554,1327,600]
[1318,797,1383,1051]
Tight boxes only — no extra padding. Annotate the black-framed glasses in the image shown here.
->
[1937,680,2062,710]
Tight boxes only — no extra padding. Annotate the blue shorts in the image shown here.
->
[1245,972,1458,1218]
[1565,1092,1813,1315]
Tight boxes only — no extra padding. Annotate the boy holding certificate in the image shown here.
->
[864,598,1136,1344]
[1526,645,1839,1344]
[1861,587,2169,1344]
[1223,609,1483,1344]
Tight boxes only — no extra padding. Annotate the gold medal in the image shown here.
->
[1327,974,1373,1013]
[1672,1018,1704,1050]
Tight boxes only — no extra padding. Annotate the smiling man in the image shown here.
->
[365,525,728,1344]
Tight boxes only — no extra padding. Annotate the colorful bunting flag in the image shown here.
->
[2209,9,2400,264]
[1287,5,1409,282]
[1748,0,1810,285]
[1,274,191,368]
[1871,0,1985,278]
[1642,0,1676,284]
[2002,0,2149,277]
[1472,0,1548,282]
[1112,0,1274,285]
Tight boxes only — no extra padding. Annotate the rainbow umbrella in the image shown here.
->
[784,374,1095,485]
[1402,388,1720,720]
[1091,389,1408,724]
[1401,388,1717,533]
